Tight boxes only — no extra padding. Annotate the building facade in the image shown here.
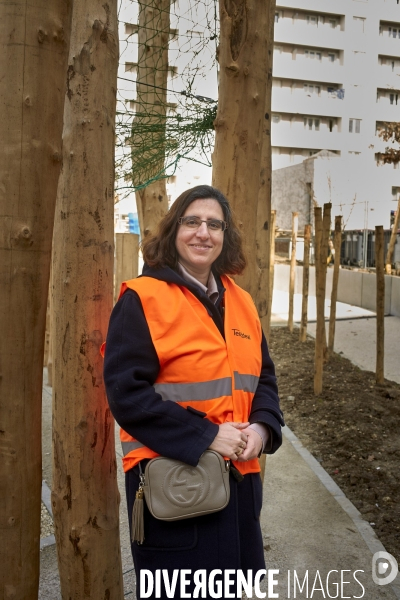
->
[271,0,400,228]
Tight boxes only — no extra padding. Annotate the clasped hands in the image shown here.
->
[208,422,263,462]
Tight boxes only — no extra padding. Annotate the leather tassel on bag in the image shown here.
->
[131,487,145,544]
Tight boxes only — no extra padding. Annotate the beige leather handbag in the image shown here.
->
[131,451,230,543]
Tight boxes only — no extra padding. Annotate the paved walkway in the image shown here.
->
[39,294,400,598]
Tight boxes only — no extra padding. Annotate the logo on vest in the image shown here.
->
[163,465,210,507]
[232,328,251,340]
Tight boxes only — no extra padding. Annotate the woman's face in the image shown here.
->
[175,198,225,277]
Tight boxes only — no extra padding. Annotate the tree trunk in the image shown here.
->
[288,212,298,333]
[212,0,271,300]
[314,207,324,395]
[375,226,385,385]
[134,0,170,238]
[115,233,139,302]
[255,0,276,334]
[265,210,276,342]
[328,216,342,357]
[299,224,311,342]
[0,2,72,597]
[385,198,400,274]
[52,2,123,598]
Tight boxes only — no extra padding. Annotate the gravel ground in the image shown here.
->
[41,502,54,538]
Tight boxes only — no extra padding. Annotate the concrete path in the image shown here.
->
[39,290,400,598]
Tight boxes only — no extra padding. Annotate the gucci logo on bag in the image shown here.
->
[163,465,210,507]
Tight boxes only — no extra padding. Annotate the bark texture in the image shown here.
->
[0,2,72,597]
[255,0,276,331]
[51,2,123,597]
[212,0,271,299]
[134,0,170,238]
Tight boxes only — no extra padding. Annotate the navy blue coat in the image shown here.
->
[104,265,284,599]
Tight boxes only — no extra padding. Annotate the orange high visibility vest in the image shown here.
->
[119,275,262,475]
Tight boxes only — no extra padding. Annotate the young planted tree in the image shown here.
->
[0,2,72,597]
[212,0,272,300]
[51,2,123,597]
[385,198,400,275]
[378,122,400,275]
[299,224,311,342]
[288,212,298,333]
[328,216,342,357]
[134,0,171,238]
[375,226,385,385]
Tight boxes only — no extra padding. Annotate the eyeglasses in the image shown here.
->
[178,216,228,232]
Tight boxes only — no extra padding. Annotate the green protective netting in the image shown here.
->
[115,0,218,198]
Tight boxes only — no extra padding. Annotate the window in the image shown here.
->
[307,15,318,26]
[328,53,336,62]
[304,117,320,130]
[390,93,399,105]
[275,12,280,23]
[304,84,321,95]
[353,17,365,32]
[329,119,334,132]
[349,118,361,133]
[305,50,322,60]
[329,19,337,28]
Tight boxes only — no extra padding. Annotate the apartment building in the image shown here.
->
[271,0,400,227]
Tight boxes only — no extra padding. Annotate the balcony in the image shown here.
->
[271,125,342,151]
[376,99,400,122]
[272,88,345,117]
[376,66,400,89]
[378,35,400,59]
[273,53,343,83]
[274,20,344,51]
[276,0,348,16]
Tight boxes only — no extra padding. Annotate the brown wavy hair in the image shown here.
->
[141,185,247,275]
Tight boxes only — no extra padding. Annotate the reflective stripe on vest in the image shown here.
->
[118,275,262,476]
[121,440,145,456]
[153,372,258,402]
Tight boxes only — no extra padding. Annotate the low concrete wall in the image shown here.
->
[274,264,400,316]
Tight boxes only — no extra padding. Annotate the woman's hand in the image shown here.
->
[236,427,263,462]
[208,422,249,461]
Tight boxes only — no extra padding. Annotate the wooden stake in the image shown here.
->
[321,203,332,358]
[328,216,342,357]
[265,210,276,342]
[314,207,324,395]
[385,198,400,274]
[288,212,299,332]
[299,224,311,342]
[115,233,139,303]
[376,226,385,384]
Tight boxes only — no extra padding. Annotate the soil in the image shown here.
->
[269,326,400,560]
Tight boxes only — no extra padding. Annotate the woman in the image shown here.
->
[104,185,283,599]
